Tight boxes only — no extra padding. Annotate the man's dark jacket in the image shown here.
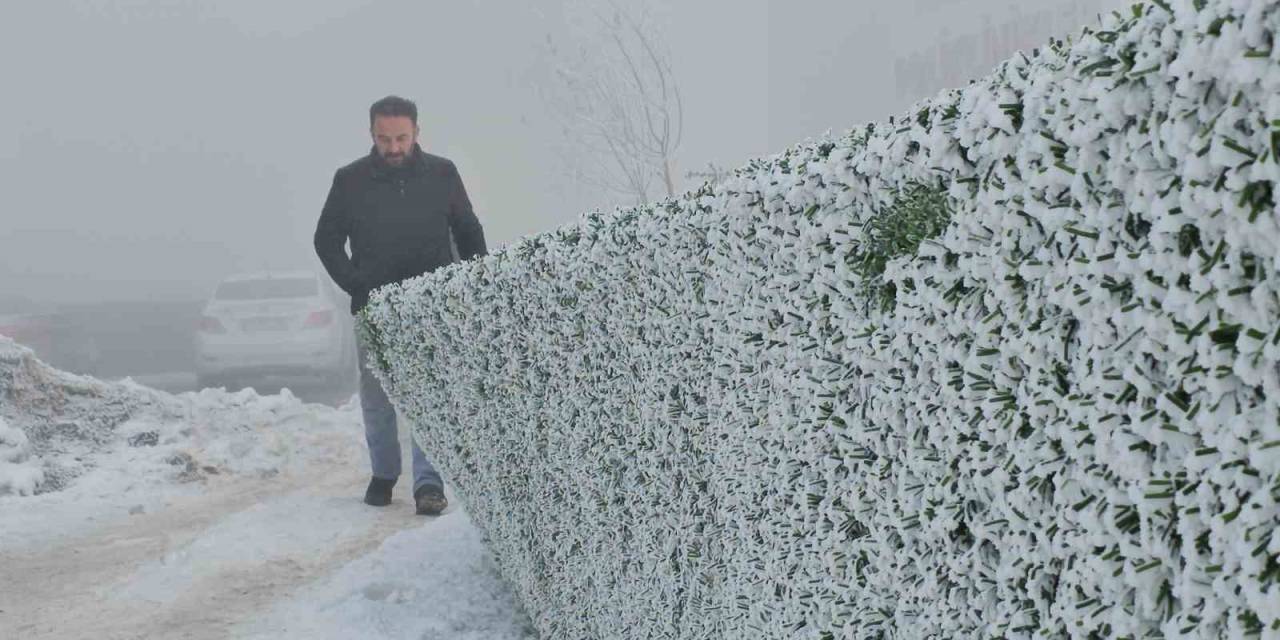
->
[315,145,487,313]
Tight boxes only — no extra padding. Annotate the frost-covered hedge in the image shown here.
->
[364,1,1280,637]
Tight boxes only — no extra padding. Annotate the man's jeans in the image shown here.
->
[356,334,442,492]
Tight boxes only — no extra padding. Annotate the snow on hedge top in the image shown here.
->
[364,1,1280,638]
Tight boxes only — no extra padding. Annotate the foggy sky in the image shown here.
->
[1,0,1125,306]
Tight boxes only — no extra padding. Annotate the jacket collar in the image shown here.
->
[368,143,427,181]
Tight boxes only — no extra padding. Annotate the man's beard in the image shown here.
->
[380,150,408,166]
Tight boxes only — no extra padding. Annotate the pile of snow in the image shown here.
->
[363,1,1280,638]
[0,335,177,494]
[0,336,363,508]
[0,415,43,496]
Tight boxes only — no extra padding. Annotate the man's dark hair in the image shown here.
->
[369,96,418,127]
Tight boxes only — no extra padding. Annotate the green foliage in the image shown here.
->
[356,307,391,375]
[850,181,953,312]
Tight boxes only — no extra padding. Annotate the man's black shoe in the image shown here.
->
[364,477,396,506]
[414,484,447,516]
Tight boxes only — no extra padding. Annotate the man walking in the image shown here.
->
[314,95,487,516]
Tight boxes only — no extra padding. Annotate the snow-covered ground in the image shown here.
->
[0,337,534,639]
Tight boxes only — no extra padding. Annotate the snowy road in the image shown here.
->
[0,340,534,640]
[5,470,362,638]
[3,469,533,640]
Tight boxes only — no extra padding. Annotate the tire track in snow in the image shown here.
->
[1,467,438,640]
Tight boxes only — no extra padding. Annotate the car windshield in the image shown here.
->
[214,278,318,301]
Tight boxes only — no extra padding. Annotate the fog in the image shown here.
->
[0,0,1124,378]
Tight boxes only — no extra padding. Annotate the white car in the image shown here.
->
[195,271,357,390]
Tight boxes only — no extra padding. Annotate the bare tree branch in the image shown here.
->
[536,2,684,206]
